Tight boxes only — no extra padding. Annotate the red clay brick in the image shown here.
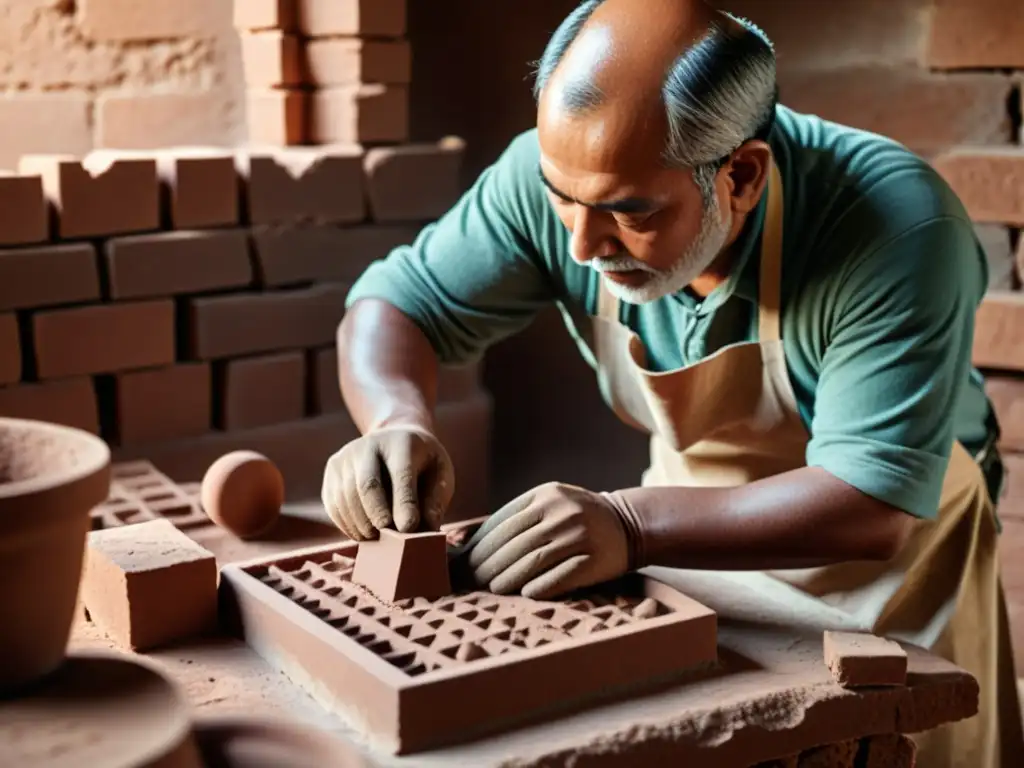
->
[1017,227,1024,286]
[0,243,100,312]
[246,90,307,146]
[296,0,406,37]
[81,519,217,651]
[365,138,465,222]
[79,0,231,42]
[975,224,1015,290]
[932,149,1024,226]
[188,283,347,360]
[0,93,91,172]
[96,93,229,151]
[860,733,917,768]
[779,67,1013,150]
[0,314,20,385]
[974,291,1024,371]
[926,0,1024,70]
[234,0,297,32]
[251,223,416,287]
[220,351,305,430]
[0,377,99,434]
[115,363,211,445]
[305,39,412,86]
[34,300,175,379]
[985,377,1024,452]
[155,149,240,229]
[309,85,409,145]
[0,173,47,246]
[240,31,303,88]
[105,230,253,300]
[239,146,365,226]
[18,154,159,239]
[822,631,907,688]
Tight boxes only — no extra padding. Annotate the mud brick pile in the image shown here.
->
[236,0,410,146]
[0,140,489,512]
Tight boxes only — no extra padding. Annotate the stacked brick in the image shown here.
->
[235,0,411,147]
[0,140,478,506]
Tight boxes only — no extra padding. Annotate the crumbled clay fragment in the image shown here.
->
[81,518,217,652]
[823,630,908,688]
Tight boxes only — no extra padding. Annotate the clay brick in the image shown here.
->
[352,529,451,601]
[1017,229,1024,287]
[115,363,211,445]
[305,39,412,86]
[0,243,100,312]
[18,154,159,239]
[33,300,175,379]
[822,630,907,688]
[0,314,20,385]
[188,283,347,360]
[246,90,307,146]
[0,93,91,172]
[251,223,418,287]
[309,85,409,145]
[926,0,1024,70]
[860,733,917,768]
[974,291,1024,371]
[105,230,253,300]
[81,518,217,651]
[0,173,47,246]
[985,377,1024,452]
[0,377,100,434]
[155,149,240,229]
[240,31,302,88]
[79,0,231,42]
[234,0,297,32]
[779,68,1013,149]
[296,0,406,37]
[975,224,1015,290]
[220,351,305,430]
[239,147,365,226]
[365,139,465,222]
[96,93,229,151]
[796,740,859,768]
[932,149,1024,226]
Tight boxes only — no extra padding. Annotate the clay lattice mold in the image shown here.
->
[220,532,718,754]
[0,417,110,693]
[91,460,208,531]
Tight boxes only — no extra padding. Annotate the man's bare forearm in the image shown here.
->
[614,467,915,571]
[337,299,441,434]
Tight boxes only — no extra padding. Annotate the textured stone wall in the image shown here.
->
[0,0,244,169]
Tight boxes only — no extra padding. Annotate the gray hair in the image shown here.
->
[533,2,777,204]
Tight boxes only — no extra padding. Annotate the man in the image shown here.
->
[322,0,1022,764]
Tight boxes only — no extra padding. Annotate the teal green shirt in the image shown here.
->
[347,105,992,520]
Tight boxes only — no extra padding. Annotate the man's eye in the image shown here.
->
[614,212,652,228]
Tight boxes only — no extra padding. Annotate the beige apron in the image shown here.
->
[585,162,1023,767]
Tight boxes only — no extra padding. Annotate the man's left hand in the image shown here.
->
[461,482,634,600]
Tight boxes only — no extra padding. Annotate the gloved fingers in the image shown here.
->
[521,554,592,600]
[352,448,392,531]
[465,490,543,570]
[321,471,355,541]
[419,449,455,531]
[484,534,585,595]
[380,438,421,533]
[340,460,377,540]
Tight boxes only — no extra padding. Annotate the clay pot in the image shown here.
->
[0,417,110,694]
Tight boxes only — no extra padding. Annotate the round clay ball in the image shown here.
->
[201,450,284,540]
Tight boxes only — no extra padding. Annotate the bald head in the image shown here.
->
[535,0,776,177]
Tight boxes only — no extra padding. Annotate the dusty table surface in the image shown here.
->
[69,504,978,768]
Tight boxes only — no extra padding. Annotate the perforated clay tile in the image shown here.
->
[220,532,718,755]
[91,460,209,531]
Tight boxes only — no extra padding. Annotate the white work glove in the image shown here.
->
[321,426,455,541]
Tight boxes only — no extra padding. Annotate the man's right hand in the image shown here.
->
[321,426,456,541]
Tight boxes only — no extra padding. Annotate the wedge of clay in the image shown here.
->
[201,450,283,539]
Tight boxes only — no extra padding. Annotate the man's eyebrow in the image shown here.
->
[537,165,658,215]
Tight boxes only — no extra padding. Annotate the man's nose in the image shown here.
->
[568,206,616,265]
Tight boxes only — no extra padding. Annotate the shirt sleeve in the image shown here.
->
[345,131,560,365]
[805,216,985,519]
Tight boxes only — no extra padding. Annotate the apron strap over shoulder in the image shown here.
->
[757,160,784,344]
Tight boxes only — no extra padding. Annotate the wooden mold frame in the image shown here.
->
[219,533,718,754]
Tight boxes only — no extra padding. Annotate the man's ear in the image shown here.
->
[723,140,772,215]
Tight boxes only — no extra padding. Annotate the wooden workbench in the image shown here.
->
[69,505,978,767]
